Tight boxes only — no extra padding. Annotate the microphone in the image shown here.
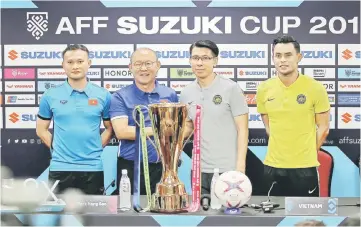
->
[260,181,279,213]
[102,179,116,195]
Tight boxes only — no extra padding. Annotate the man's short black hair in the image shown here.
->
[62,44,89,58]
[272,35,300,53]
[189,40,219,57]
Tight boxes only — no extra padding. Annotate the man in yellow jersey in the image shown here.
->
[256,35,330,197]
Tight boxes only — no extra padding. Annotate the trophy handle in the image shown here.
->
[132,105,161,161]
[181,104,203,151]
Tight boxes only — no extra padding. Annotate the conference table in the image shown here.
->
[1,196,360,226]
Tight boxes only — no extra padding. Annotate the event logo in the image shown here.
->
[338,107,360,129]
[26,12,49,40]
[338,94,360,106]
[4,68,35,79]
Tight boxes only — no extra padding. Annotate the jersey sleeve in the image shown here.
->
[37,91,53,120]
[229,84,249,117]
[314,82,331,113]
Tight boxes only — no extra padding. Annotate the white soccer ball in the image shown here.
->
[214,171,253,208]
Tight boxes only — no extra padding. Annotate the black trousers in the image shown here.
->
[48,171,104,195]
[116,157,162,195]
[263,165,319,197]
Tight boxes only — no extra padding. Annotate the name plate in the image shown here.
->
[285,197,338,216]
[62,195,118,214]
[1,200,66,213]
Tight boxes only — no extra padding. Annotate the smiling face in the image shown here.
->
[189,47,218,79]
[273,43,302,77]
[62,49,91,80]
[129,49,160,86]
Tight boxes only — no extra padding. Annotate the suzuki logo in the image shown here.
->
[9,112,20,123]
[342,49,352,60]
[342,113,352,123]
[8,50,18,60]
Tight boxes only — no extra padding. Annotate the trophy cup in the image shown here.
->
[148,103,189,213]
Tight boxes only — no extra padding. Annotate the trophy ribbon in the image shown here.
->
[133,106,152,212]
[187,105,202,212]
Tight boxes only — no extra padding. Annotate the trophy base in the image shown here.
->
[150,193,189,213]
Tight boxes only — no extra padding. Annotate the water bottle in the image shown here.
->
[210,168,221,209]
[118,169,131,211]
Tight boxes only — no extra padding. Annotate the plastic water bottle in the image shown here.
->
[118,169,131,211]
[210,168,221,209]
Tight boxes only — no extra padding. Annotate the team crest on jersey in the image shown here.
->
[297,94,306,104]
[60,100,67,104]
[213,95,222,105]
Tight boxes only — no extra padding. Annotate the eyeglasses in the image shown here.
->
[190,56,214,62]
[133,61,156,69]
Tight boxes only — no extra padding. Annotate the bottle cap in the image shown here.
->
[214,168,219,173]
[122,169,128,174]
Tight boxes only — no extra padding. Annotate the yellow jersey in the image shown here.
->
[256,74,330,168]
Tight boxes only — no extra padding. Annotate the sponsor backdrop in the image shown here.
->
[1,0,360,205]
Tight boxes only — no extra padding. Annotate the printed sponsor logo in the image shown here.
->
[214,68,234,79]
[136,44,190,65]
[5,107,39,128]
[38,94,42,104]
[37,68,101,79]
[4,44,67,66]
[338,68,360,79]
[321,81,335,92]
[218,44,268,65]
[170,81,192,92]
[338,107,360,129]
[237,68,268,79]
[298,44,335,65]
[37,81,64,92]
[83,44,134,65]
[5,94,36,105]
[271,68,302,77]
[170,68,195,79]
[338,94,360,106]
[328,94,335,106]
[4,68,35,79]
[104,68,132,78]
[5,81,35,92]
[304,68,335,79]
[338,81,361,92]
[245,94,257,105]
[237,81,263,91]
[103,81,133,92]
[338,44,361,65]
